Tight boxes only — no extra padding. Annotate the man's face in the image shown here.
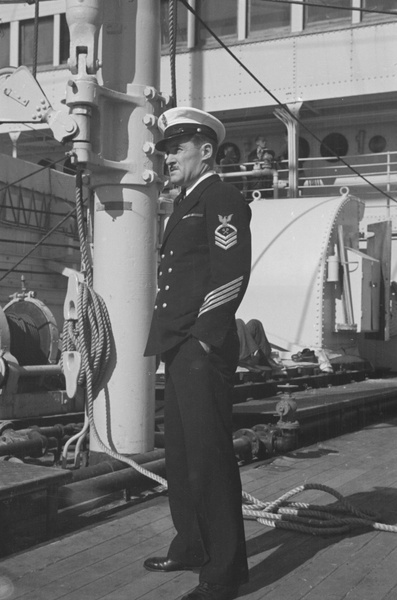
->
[164,136,208,187]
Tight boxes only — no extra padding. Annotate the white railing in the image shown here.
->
[217,151,397,202]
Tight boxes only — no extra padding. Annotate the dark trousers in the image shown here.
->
[163,330,248,586]
[236,318,272,362]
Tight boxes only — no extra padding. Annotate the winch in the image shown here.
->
[0,283,84,420]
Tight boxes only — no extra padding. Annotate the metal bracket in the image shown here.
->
[0,66,78,143]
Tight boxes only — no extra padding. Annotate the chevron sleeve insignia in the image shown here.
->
[198,276,243,317]
[215,214,237,250]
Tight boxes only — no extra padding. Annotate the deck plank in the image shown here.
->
[2,500,171,575]
[1,419,397,600]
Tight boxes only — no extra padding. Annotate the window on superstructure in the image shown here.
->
[0,22,10,68]
[197,0,237,44]
[19,16,53,67]
[249,0,290,34]
[305,0,351,26]
[160,0,188,49]
[363,0,397,21]
[60,13,70,64]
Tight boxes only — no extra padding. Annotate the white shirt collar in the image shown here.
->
[185,171,215,197]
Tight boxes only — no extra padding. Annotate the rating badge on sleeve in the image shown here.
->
[215,214,238,250]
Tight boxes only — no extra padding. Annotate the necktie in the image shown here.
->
[174,187,186,209]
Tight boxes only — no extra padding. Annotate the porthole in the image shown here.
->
[276,137,310,165]
[369,135,386,154]
[320,133,348,162]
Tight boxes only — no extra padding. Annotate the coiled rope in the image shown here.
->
[61,172,397,536]
[242,482,397,536]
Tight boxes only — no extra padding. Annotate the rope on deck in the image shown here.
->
[242,482,397,536]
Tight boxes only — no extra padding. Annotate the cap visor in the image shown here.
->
[155,138,169,152]
[155,132,192,152]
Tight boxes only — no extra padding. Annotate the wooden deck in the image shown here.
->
[2,418,397,600]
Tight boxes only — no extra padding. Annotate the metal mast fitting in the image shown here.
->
[67,0,102,75]
[64,0,103,165]
[0,66,77,143]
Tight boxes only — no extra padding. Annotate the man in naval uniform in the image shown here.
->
[144,107,252,600]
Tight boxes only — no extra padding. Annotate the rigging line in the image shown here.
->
[0,0,52,3]
[179,0,397,205]
[0,204,78,283]
[259,0,397,18]
[32,0,39,79]
[0,156,66,195]
[169,0,177,106]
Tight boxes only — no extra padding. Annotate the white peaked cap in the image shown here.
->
[155,106,226,151]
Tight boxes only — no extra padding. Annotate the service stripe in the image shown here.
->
[198,276,243,317]
[201,276,243,305]
[198,293,239,317]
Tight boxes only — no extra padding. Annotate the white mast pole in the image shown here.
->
[65,0,162,458]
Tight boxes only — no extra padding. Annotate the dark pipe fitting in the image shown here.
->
[252,424,279,456]
[233,429,259,461]
[16,364,63,378]
[274,429,299,453]
[71,448,166,482]
[30,424,66,439]
[0,431,47,458]
[60,434,263,509]
[59,457,167,508]
[58,423,304,511]
[11,424,74,440]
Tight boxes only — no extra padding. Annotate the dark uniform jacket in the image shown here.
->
[144,173,252,356]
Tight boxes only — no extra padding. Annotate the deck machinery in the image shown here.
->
[238,189,391,365]
[0,290,84,421]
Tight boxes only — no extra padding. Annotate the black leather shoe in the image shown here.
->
[143,556,199,572]
[181,582,239,600]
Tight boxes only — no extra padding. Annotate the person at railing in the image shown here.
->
[246,135,277,199]
[219,143,245,191]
